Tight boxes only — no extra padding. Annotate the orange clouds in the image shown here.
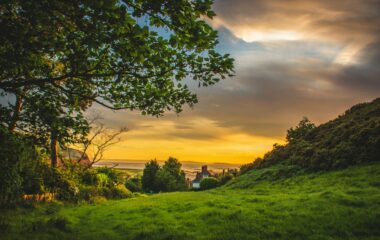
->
[87,0,380,165]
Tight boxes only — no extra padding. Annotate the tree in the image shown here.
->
[200,177,219,190]
[141,159,160,193]
[155,169,178,192]
[1,0,234,116]
[286,117,316,143]
[78,116,128,168]
[161,157,186,190]
[6,87,90,167]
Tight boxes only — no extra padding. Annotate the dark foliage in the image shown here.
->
[0,127,40,205]
[200,177,219,190]
[125,176,143,193]
[141,160,161,193]
[240,98,380,174]
[141,157,187,193]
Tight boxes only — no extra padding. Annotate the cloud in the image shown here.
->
[89,1,380,163]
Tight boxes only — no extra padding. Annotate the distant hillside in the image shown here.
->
[241,98,380,174]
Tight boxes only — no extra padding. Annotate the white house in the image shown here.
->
[192,165,212,189]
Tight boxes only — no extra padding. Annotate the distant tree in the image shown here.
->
[200,177,219,190]
[78,115,128,168]
[162,157,186,188]
[141,157,186,193]
[141,160,160,193]
[155,169,178,192]
[155,157,186,192]
[286,117,316,143]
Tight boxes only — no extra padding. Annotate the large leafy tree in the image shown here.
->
[0,0,234,116]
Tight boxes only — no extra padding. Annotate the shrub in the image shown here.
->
[200,177,219,190]
[125,176,142,192]
[96,167,123,186]
[0,127,40,205]
[219,175,233,185]
[106,184,133,199]
[78,186,100,201]
[81,168,99,186]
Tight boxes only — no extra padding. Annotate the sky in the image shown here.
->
[93,0,380,164]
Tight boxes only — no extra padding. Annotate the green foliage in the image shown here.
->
[286,117,316,143]
[158,157,186,192]
[0,127,40,205]
[78,167,132,201]
[1,0,234,117]
[142,157,187,193]
[106,184,133,199]
[200,177,219,190]
[219,174,233,185]
[240,98,380,174]
[142,160,161,193]
[125,176,142,193]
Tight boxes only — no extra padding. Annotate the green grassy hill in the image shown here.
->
[1,98,380,240]
[2,163,380,240]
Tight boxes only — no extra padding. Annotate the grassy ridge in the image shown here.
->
[2,163,380,240]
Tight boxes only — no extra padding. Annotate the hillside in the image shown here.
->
[2,163,380,240]
[241,98,380,173]
[1,98,380,240]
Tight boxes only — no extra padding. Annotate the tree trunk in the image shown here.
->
[8,93,23,132]
[50,130,59,167]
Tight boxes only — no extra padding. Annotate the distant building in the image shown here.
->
[192,165,212,189]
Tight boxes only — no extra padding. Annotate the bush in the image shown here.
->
[219,175,233,185]
[78,186,100,201]
[0,127,40,205]
[125,176,142,192]
[200,177,219,190]
[106,184,133,199]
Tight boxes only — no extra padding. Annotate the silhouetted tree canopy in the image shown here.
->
[0,0,234,115]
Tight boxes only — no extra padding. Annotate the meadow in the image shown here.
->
[2,162,379,240]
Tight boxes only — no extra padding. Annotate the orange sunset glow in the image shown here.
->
[90,0,380,164]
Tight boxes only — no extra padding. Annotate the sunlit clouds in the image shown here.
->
[94,0,380,164]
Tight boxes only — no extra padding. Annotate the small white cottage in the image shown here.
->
[192,165,212,189]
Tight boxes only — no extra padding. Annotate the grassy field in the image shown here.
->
[2,163,380,240]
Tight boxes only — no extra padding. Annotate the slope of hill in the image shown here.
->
[2,163,380,240]
[241,98,380,173]
[1,98,380,240]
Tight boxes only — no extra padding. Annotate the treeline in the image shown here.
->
[0,127,132,205]
[240,98,380,175]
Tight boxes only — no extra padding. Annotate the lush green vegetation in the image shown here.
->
[1,99,379,239]
[200,177,219,190]
[141,157,187,193]
[240,98,380,174]
[1,163,379,240]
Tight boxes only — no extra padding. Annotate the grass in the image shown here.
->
[1,163,380,240]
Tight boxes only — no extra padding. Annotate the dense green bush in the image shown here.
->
[107,184,133,199]
[79,167,133,201]
[125,176,142,192]
[200,177,219,190]
[0,127,41,205]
